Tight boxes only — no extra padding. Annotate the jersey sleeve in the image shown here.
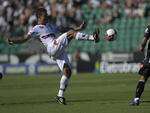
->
[144,25,150,38]
[27,26,39,37]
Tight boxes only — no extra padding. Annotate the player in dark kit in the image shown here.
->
[0,72,3,79]
[130,25,150,106]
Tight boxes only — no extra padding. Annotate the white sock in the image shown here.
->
[139,80,145,82]
[134,98,140,101]
[57,75,69,97]
[75,32,94,41]
[57,90,64,97]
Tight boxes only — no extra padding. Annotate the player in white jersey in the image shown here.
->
[8,8,100,105]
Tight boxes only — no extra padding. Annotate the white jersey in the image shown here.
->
[28,23,71,71]
[28,23,61,47]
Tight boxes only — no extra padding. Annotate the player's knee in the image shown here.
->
[67,30,76,39]
[139,75,149,83]
[63,64,72,78]
[140,76,145,81]
[64,67,72,78]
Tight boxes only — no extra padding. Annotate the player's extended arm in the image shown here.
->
[139,37,149,51]
[73,22,85,31]
[59,22,85,33]
[59,26,74,33]
[7,34,31,45]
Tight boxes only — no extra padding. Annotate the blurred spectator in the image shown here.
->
[73,48,81,62]
[124,0,146,18]
[73,0,87,7]
[72,48,81,74]
[0,12,8,38]
[88,0,100,9]
[74,7,83,24]
[101,10,114,25]
[95,7,120,25]
[101,0,114,8]
[5,1,14,31]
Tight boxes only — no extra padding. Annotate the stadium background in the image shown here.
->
[0,1,150,113]
[0,0,150,74]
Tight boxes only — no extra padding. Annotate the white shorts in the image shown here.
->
[47,33,68,58]
[47,33,71,71]
[56,52,72,71]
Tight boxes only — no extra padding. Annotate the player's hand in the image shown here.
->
[7,39,14,45]
[74,21,85,31]
[139,47,144,52]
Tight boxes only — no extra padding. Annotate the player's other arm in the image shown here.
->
[8,34,31,45]
[139,37,149,51]
[59,26,73,33]
[59,22,85,33]
[140,26,150,51]
[73,22,85,31]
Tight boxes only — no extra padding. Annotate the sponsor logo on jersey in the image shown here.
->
[39,26,44,28]
[54,40,59,45]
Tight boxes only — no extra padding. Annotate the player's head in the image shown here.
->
[36,8,48,24]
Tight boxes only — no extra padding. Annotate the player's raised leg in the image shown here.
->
[66,28,100,43]
[51,28,100,58]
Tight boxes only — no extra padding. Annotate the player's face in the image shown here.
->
[39,11,48,23]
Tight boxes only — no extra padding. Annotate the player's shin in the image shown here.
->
[135,80,145,99]
[75,32,94,41]
[57,75,69,97]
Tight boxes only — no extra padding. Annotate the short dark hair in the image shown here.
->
[36,8,47,18]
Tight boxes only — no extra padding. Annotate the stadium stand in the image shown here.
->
[0,0,150,54]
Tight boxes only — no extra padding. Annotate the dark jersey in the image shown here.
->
[138,25,150,76]
[144,25,150,38]
[143,25,150,64]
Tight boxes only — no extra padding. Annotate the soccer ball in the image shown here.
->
[105,29,117,41]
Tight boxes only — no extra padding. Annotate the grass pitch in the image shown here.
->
[0,73,150,113]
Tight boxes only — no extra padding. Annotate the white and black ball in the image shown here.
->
[105,28,117,41]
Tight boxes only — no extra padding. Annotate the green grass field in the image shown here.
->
[0,73,150,113]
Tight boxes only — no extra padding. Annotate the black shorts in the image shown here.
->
[139,67,150,77]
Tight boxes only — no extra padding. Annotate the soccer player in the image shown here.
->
[0,72,3,79]
[7,8,100,105]
[130,25,150,106]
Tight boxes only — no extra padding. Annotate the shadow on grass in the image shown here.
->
[0,99,94,106]
[67,98,125,105]
[141,100,150,103]
[0,98,126,106]
[68,99,94,103]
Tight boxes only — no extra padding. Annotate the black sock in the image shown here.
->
[135,81,145,98]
